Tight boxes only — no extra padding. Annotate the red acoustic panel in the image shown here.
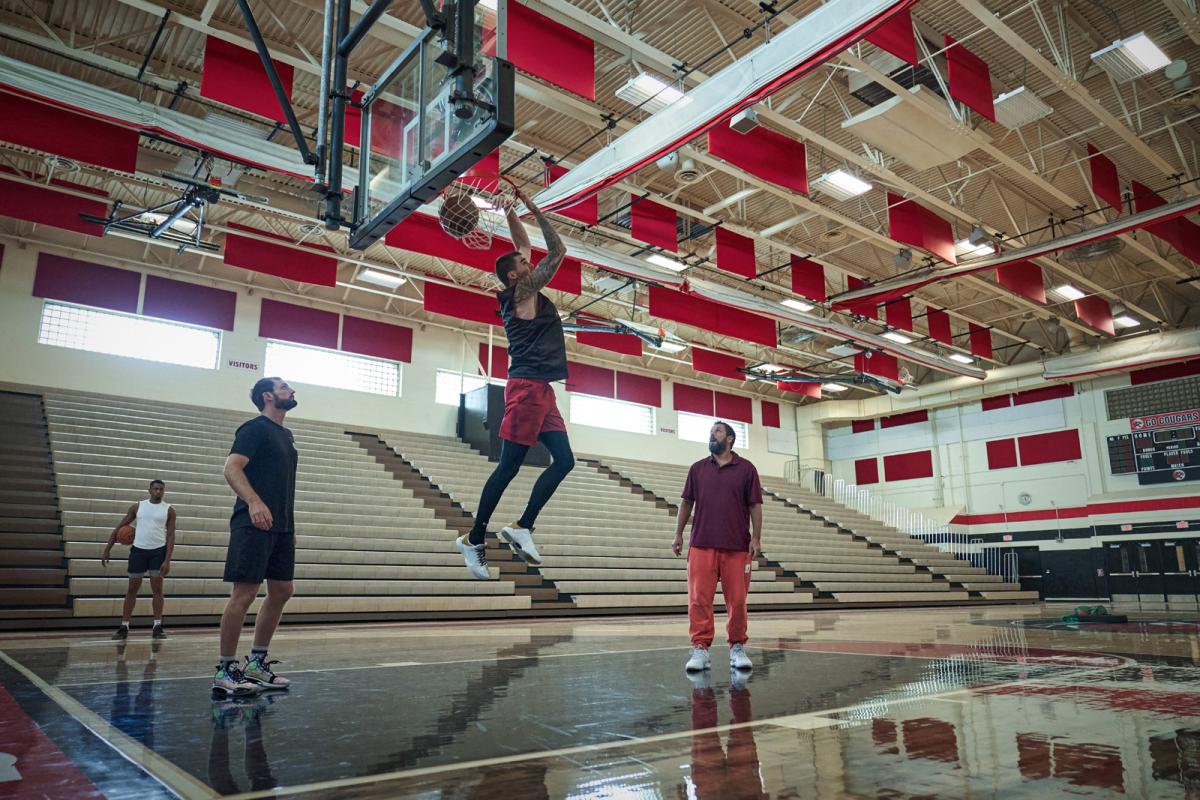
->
[845,276,879,319]
[1018,429,1082,466]
[761,400,781,428]
[33,253,140,312]
[715,227,757,278]
[224,232,337,287]
[852,419,875,434]
[1087,144,1123,211]
[880,409,927,429]
[142,275,236,331]
[1074,295,1114,336]
[478,343,508,378]
[574,315,642,357]
[258,298,338,348]
[707,123,809,196]
[2,94,138,172]
[1131,358,1200,386]
[341,316,413,363]
[509,0,595,100]
[456,148,500,193]
[200,36,294,123]
[648,286,777,348]
[1012,384,1073,406]
[855,351,899,381]
[884,297,913,332]
[790,256,826,302]
[778,381,820,397]
[981,395,1012,411]
[986,438,1018,470]
[425,282,501,327]
[714,391,753,424]
[855,458,879,485]
[888,193,957,264]
[673,383,714,415]
[1131,181,1200,264]
[629,196,677,251]
[545,163,598,226]
[0,174,107,236]
[945,35,996,123]
[865,5,916,65]
[996,260,1046,304]
[926,307,953,344]
[969,324,993,359]
[616,371,661,407]
[692,347,746,381]
[566,361,615,398]
[883,450,933,481]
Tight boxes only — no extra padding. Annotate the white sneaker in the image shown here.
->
[499,524,543,566]
[730,643,753,671]
[455,535,491,580]
[685,646,711,672]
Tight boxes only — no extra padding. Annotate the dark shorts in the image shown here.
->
[499,378,567,447]
[223,527,296,583]
[128,546,167,577]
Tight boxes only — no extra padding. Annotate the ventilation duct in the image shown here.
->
[848,35,946,107]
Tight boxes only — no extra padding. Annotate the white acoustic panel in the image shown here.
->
[957,402,1067,443]
[768,427,799,455]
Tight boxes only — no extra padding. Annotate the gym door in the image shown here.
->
[1159,539,1200,608]
[1104,541,1166,603]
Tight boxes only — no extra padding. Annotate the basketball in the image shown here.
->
[438,192,480,239]
[116,525,135,546]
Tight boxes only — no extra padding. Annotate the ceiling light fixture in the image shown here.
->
[1114,314,1141,329]
[646,253,688,272]
[702,188,759,216]
[956,238,993,258]
[653,340,688,353]
[758,214,811,237]
[881,331,913,344]
[357,268,407,289]
[947,353,974,364]
[821,383,849,392]
[810,169,873,202]
[1091,32,1171,83]
[615,72,685,113]
[1052,284,1086,301]
[780,298,814,312]
[992,86,1053,129]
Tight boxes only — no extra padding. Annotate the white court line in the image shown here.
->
[0,648,217,800]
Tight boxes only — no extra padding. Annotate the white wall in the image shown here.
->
[0,241,799,475]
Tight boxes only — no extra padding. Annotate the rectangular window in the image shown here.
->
[263,340,399,397]
[677,411,748,445]
[435,368,500,406]
[568,394,656,435]
[38,300,220,369]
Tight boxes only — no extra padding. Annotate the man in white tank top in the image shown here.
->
[102,479,176,639]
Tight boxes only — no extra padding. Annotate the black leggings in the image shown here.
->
[470,430,575,536]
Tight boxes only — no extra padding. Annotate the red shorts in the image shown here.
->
[499,378,567,446]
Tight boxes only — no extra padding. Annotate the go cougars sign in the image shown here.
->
[1130,409,1200,431]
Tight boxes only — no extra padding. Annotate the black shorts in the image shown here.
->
[128,545,167,577]
[223,527,295,583]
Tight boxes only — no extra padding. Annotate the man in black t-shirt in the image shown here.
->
[212,377,298,698]
[456,185,575,579]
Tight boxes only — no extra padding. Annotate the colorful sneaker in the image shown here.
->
[152,623,168,639]
[212,662,260,698]
[499,524,543,566]
[685,646,711,673]
[111,624,129,640]
[729,643,753,671]
[455,535,491,580]
[243,656,290,691]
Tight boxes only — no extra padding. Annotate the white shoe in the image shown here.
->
[730,643,753,671]
[455,535,491,580]
[685,646,711,672]
[499,524,543,566]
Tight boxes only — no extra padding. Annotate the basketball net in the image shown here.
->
[438,176,520,250]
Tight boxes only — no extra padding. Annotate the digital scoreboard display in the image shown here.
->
[1131,425,1200,485]
[1106,434,1137,475]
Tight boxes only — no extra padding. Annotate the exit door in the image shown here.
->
[1159,539,1200,609]
[1104,541,1166,606]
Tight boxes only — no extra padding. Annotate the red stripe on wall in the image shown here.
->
[674,383,714,415]
[2,93,139,173]
[882,450,933,481]
[616,371,660,407]
[258,298,338,348]
[951,496,1200,526]
[986,438,1017,469]
[981,394,1011,411]
[880,409,927,429]
[566,361,615,398]
[761,400,781,428]
[1131,358,1200,385]
[142,275,237,331]
[1017,428,1081,466]
[852,419,875,434]
[33,253,140,313]
[855,458,879,485]
[341,316,413,363]
[1012,384,1073,406]
[714,391,752,424]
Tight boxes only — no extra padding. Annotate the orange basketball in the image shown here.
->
[439,192,480,238]
[116,525,135,546]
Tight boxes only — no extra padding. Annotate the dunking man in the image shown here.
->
[212,378,298,697]
[456,185,574,578]
[103,479,175,639]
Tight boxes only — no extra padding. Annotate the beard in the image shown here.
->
[275,395,298,410]
[708,439,726,456]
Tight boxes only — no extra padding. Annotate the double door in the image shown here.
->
[1104,539,1200,607]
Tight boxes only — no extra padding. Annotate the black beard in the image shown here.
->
[275,397,298,411]
[708,440,726,456]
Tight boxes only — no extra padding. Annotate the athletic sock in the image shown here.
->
[121,621,130,628]
[467,528,486,546]
[152,618,162,627]
[219,655,237,672]
[250,646,268,663]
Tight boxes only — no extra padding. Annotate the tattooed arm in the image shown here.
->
[511,188,566,304]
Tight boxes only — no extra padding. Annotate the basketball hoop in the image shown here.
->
[438,175,520,249]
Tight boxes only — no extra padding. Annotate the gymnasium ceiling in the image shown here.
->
[1,0,1199,401]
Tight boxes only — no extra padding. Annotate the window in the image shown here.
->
[568,394,656,435]
[263,340,399,396]
[38,301,220,369]
[677,411,748,446]
[435,369,500,406]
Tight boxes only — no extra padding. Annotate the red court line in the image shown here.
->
[0,684,104,798]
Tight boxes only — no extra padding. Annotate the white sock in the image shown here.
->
[121,621,130,628]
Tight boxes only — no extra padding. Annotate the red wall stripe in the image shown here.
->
[951,495,1200,526]
[865,6,916,65]
[200,36,294,123]
[852,419,875,433]
[707,123,809,196]
[1086,144,1123,211]
[2,93,139,173]
[673,383,714,415]
[616,371,661,407]
[648,286,777,348]
[714,391,753,424]
[33,253,140,313]
[142,275,236,331]
[790,256,826,302]
[887,193,957,264]
[855,457,879,485]
[1131,358,1200,385]
[224,232,337,287]
[882,450,933,481]
[629,196,677,251]
[944,35,996,123]
[0,174,108,236]
[478,343,508,378]
[508,1,595,100]
[692,347,746,381]
[341,316,413,363]
[969,324,993,359]
[996,260,1046,304]
[545,163,598,226]
[981,394,1011,411]
[986,438,1018,469]
[1074,294,1114,336]
[926,307,953,344]
[714,227,757,278]
[883,297,913,332]
[258,298,338,348]
[880,409,927,429]
[1012,384,1073,406]
[566,361,615,398]
[761,400,781,428]
[1017,429,1081,466]
[425,282,501,327]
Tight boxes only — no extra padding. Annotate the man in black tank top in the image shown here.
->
[456,186,576,579]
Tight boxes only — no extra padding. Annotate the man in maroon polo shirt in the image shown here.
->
[672,420,763,673]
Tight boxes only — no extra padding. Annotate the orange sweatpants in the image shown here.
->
[687,546,752,648]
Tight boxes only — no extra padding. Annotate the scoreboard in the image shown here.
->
[1108,420,1200,485]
